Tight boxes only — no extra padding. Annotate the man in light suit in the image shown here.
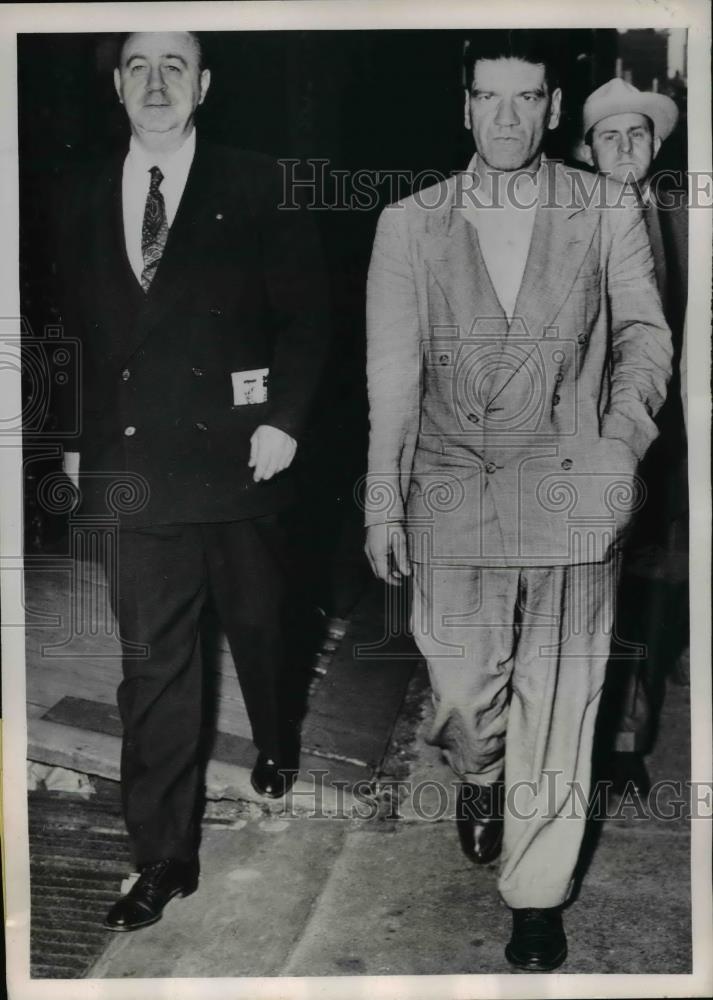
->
[365,31,672,971]
[58,32,328,931]
[580,78,688,795]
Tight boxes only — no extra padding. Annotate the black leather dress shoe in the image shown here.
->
[251,752,299,799]
[610,751,651,797]
[105,857,199,932]
[505,907,567,972]
[455,781,503,864]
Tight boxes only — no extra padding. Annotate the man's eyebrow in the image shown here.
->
[470,86,546,96]
[124,52,188,66]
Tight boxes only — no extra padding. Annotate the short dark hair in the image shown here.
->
[463,29,562,94]
[115,31,205,71]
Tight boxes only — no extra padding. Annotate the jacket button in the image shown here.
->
[467,412,480,424]
[192,367,205,376]
[195,421,208,431]
[561,458,573,470]
[121,369,131,381]
[123,425,136,437]
[209,307,222,317]
[485,461,497,474]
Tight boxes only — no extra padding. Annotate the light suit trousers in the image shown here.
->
[411,559,616,908]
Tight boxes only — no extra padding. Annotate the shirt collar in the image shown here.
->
[127,128,196,177]
[463,151,545,205]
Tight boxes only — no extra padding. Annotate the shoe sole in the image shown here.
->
[104,884,197,932]
[504,942,567,972]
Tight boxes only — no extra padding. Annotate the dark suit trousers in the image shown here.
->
[111,516,291,865]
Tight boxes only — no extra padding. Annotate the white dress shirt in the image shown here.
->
[459,152,543,321]
[122,129,196,284]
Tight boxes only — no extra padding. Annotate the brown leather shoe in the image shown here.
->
[455,781,503,864]
[505,907,567,972]
[105,857,199,932]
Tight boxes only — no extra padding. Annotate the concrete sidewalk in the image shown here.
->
[88,672,692,978]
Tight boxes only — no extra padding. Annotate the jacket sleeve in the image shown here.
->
[364,204,422,526]
[259,161,330,442]
[601,202,673,460]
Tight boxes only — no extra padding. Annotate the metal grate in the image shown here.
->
[29,778,131,978]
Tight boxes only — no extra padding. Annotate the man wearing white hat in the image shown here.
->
[580,77,688,799]
[580,77,680,189]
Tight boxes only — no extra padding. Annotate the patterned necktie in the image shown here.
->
[140,166,168,292]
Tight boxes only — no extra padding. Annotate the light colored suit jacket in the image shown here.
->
[364,161,673,566]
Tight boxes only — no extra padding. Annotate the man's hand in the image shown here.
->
[249,425,297,482]
[365,522,411,586]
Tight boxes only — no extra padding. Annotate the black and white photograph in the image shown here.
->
[1,1,711,997]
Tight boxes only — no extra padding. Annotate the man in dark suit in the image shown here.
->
[59,31,329,931]
[580,78,688,795]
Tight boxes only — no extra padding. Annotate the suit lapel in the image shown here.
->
[512,162,600,338]
[119,141,237,363]
[485,163,601,405]
[92,153,144,310]
[132,143,207,339]
[424,184,509,340]
[424,164,601,344]
[423,165,601,407]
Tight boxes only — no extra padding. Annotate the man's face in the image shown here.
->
[464,57,561,171]
[586,112,659,184]
[114,32,210,140]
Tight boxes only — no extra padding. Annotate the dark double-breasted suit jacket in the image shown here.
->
[58,139,329,527]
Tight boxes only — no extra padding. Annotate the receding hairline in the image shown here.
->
[117,31,203,69]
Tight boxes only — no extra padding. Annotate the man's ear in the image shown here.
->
[199,68,211,105]
[463,89,471,130]
[578,142,595,168]
[653,134,662,158]
[113,67,123,104]
[547,87,562,131]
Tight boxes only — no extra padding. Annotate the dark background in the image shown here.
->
[18,28,688,616]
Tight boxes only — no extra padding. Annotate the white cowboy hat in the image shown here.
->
[583,77,679,142]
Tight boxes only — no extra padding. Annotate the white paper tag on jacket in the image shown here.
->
[231,368,269,405]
